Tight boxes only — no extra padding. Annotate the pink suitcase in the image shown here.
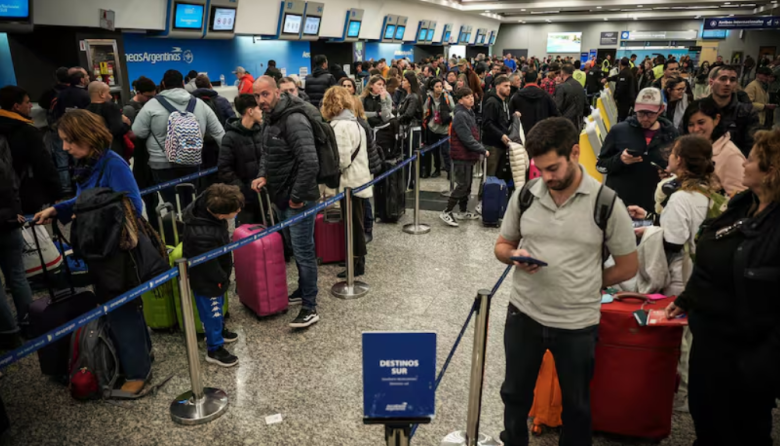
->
[232,192,288,317]
[315,209,345,264]
[529,160,541,180]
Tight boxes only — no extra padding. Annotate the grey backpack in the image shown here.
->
[68,317,119,400]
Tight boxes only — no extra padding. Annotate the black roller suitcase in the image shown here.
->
[374,158,406,223]
[28,223,97,378]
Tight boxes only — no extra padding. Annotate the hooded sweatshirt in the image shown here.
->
[509,84,560,134]
[131,88,226,169]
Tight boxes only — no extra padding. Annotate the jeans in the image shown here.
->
[193,293,225,351]
[280,202,318,310]
[446,162,474,213]
[151,166,200,211]
[363,199,374,234]
[500,306,598,446]
[0,229,33,333]
[106,302,152,381]
[48,132,73,195]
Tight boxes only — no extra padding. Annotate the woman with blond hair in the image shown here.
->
[321,87,372,277]
[34,110,167,395]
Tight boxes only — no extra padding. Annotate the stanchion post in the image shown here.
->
[331,188,369,299]
[441,289,499,446]
[170,259,229,425]
[403,150,431,235]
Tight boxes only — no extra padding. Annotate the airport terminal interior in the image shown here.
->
[1,0,780,444]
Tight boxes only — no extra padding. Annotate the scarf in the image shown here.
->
[673,94,689,130]
[71,152,103,185]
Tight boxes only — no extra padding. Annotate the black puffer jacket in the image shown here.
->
[0,112,62,216]
[555,77,587,130]
[397,92,422,126]
[596,116,678,211]
[182,195,232,297]
[509,85,560,134]
[304,67,337,108]
[258,93,320,208]
[713,92,760,156]
[481,89,511,148]
[218,117,263,200]
[363,93,393,128]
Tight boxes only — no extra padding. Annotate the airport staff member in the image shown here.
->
[495,117,638,446]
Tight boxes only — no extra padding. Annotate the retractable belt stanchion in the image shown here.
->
[441,289,499,446]
[403,149,431,235]
[386,424,412,446]
[170,259,229,425]
[331,187,369,299]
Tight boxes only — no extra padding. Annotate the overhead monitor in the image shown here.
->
[395,25,406,40]
[418,28,427,41]
[210,7,236,32]
[282,13,302,34]
[465,32,472,43]
[0,0,29,19]
[384,24,396,40]
[347,20,361,38]
[546,32,582,53]
[444,30,451,42]
[478,34,485,44]
[426,28,435,41]
[490,34,495,45]
[173,2,204,29]
[303,16,321,35]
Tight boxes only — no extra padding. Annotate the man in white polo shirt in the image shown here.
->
[494,117,638,446]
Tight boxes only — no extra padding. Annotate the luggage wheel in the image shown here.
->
[317,257,323,265]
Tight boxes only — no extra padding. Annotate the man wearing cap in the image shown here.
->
[234,66,255,95]
[597,87,678,211]
[744,66,776,128]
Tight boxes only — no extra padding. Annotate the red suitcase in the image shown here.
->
[232,192,288,317]
[315,209,345,264]
[590,293,683,440]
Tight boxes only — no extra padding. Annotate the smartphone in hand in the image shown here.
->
[510,256,549,267]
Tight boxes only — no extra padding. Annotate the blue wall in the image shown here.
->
[364,43,416,62]
[0,33,17,87]
[123,34,311,84]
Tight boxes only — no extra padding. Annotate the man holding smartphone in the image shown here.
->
[495,117,638,446]
[596,87,679,211]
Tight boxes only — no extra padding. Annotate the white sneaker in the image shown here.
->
[475,202,482,215]
[439,212,459,227]
[454,212,480,220]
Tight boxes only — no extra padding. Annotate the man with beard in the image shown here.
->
[597,87,678,211]
[707,65,760,156]
[494,116,638,446]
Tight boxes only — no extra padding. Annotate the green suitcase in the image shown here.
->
[170,244,229,334]
[142,203,180,330]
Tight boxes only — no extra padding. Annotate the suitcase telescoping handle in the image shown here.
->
[248,189,275,231]
[174,182,197,220]
[613,292,650,303]
[155,202,178,246]
[29,222,76,300]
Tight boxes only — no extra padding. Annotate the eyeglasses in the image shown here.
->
[636,110,660,118]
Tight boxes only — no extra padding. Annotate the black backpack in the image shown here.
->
[519,177,616,263]
[280,104,341,189]
[195,94,226,128]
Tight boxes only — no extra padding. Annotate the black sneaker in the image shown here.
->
[206,346,238,367]
[222,328,238,344]
[288,289,302,306]
[289,308,319,328]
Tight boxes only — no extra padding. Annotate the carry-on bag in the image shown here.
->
[590,293,683,440]
[232,191,289,317]
[374,158,406,223]
[28,223,98,378]
[315,207,345,264]
[141,202,179,330]
[481,175,509,227]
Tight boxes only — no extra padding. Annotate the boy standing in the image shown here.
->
[440,87,489,227]
[182,184,243,367]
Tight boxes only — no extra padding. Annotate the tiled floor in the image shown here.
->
[1,177,778,446]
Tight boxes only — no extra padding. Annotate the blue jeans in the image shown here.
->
[500,306,598,446]
[280,202,318,310]
[47,132,73,195]
[106,302,152,380]
[193,293,225,351]
[363,198,374,233]
[0,229,33,333]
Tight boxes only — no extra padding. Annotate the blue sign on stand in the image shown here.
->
[704,16,780,30]
[362,332,436,420]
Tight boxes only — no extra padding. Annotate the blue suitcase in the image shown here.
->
[482,176,509,227]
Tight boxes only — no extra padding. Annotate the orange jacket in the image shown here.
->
[238,73,255,94]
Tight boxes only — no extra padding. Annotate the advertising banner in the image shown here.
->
[600,32,618,45]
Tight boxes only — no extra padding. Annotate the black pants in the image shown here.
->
[151,166,200,212]
[617,102,631,123]
[446,162,473,213]
[688,314,775,446]
[500,306,598,446]
[342,195,366,258]
[423,129,447,175]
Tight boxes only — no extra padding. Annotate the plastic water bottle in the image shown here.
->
[219,74,226,86]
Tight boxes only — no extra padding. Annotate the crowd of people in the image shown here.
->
[0,48,778,445]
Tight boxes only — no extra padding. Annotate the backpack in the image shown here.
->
[519,177,616,263]
[0,135,21,221]
[196,94,226,128]
[68,318,119,400]
[154,96,203,166]
[280,104,341,189]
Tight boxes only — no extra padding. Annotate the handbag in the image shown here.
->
[22,224,63,278]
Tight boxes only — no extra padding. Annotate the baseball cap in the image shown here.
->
[634,87,664,113]
[232,66,246,74]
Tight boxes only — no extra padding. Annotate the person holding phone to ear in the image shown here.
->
[597,87,679,212]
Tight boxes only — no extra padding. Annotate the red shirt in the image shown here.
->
[540,77,557,96]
